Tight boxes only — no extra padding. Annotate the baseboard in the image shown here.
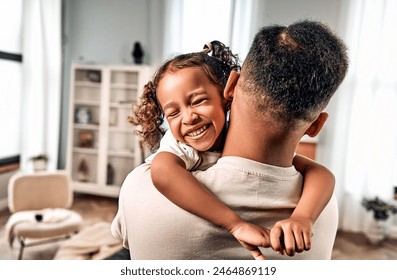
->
[0,198,8,211]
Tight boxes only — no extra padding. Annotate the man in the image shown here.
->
[111,20,348,259]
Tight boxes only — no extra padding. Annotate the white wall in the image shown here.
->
[257,0,343,29]
[65,0,150,65]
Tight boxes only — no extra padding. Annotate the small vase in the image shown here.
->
[365,219,387,245]
[131,42,144,64]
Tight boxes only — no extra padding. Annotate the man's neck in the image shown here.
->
[222,101,300,167]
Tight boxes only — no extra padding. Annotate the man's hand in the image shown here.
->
[229,221,271,260]
[270,216,313,256]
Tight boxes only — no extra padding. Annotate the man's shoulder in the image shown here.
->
[120,163,152,192]
[127,162,151,176]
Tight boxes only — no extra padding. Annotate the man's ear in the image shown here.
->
[305,112,328,137]
[223,70,239,100]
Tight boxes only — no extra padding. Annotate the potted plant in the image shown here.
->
[362,197,397,220]
[29,154,49,171]
[361,196,397,244]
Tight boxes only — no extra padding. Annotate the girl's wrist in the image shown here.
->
[290,211,315,225]
[223,212,244,233]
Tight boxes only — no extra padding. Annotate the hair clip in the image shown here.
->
[203,42,213,54]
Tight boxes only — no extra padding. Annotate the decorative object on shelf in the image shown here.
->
[361,196,397,244]
[75,107,92,124]
[107,163,115,185]
[29,154,49,171]
[77,158,89,182]
[79,131,94,148]
[131,41,144,64]
[86,70,101,83]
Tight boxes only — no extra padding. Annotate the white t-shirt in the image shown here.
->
[144,130,221,171]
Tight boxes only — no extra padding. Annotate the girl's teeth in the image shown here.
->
[187,125,207,137]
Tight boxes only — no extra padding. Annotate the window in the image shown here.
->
[0,0,23,165]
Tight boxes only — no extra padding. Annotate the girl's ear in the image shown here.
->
[223,70,239,100]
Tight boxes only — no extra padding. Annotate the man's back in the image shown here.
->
[112,156,338,259]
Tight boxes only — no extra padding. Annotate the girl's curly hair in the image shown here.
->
[129,41,240,153]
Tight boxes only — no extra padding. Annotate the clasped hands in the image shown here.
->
[229,216,313,260]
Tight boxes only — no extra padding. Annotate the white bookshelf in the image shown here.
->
[66,64,152,197]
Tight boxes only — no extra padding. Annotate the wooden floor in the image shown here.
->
[332,230,397,259]
[1,193,397,260]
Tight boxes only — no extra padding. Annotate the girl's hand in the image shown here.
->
[229,221,271,260]
[270,216,313,256]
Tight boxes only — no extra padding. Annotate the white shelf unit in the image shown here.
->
[67,64,152,197]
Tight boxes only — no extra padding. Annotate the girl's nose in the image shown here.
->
[182,109,198,124]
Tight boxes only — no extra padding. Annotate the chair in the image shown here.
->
[5,170,83,259]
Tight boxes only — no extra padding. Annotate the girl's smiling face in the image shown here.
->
[157,67,226,152]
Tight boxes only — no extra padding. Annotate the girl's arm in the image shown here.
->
[270,154,335,256]
[151,151,270,260]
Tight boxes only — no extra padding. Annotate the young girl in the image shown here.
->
[130,41,335,259]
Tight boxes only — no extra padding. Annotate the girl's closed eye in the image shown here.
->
[166,110,180,118]
[192,97,208,106]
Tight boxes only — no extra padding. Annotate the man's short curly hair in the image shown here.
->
[240,20,348,127]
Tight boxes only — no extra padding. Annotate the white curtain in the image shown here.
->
[20,0,62,171]
[229,0,262,61]
[161,0,257,61]
[322,0,397,233]
[161,0,184,60]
